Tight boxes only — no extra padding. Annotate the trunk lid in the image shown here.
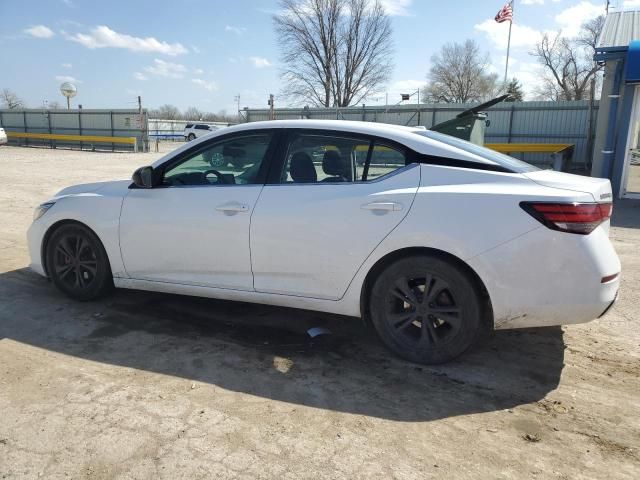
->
[523,170,613,203]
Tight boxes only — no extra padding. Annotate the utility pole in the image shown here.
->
[268,94,275,120]
[234,94,241,119]
[137,95,148,152]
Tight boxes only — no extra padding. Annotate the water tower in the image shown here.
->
[60,82,77,110]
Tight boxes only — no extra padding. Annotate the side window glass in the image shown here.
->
[163,133,272,186]
[366,143,407,181]
[279,134,371,184]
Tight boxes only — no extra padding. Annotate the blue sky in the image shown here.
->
[1,0,635,112]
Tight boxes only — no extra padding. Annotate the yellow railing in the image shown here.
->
[485,143,573,154]
[6,132,138,152]
[485,143,574,170]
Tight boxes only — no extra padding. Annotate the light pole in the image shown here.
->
[400,90,422,125]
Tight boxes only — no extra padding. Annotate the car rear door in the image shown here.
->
[250,129,420,300]
[119,130,278,290]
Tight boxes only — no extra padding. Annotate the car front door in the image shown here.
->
[250,129,420,300]
[119,130,278,290]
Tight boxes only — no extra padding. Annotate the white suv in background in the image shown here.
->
[184,123,218,141]
[0,127,7,145]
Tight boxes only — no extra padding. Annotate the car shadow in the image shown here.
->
[0,268,565,422]
[611,199,640,229]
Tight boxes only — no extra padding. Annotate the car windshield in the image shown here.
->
[413,130,539,173]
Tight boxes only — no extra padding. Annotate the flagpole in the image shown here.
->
[504,0,514,85]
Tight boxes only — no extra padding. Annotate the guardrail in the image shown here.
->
[6,132,138,152]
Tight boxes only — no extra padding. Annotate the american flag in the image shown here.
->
[495,1,513,23]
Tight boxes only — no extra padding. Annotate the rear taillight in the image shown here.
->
[520,202,612,235]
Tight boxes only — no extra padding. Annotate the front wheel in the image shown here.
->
[187,133,196,141]
[369,255,483,364]
[46,223,113,301]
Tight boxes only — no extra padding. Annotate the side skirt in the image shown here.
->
[113,277,360,318]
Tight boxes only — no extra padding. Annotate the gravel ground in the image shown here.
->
[0,144,639,479]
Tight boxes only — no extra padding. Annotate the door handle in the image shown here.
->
[216,202,249,214]
[361,202,403,212]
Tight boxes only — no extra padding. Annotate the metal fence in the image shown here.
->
[148,119,233,140]
[0,109,149,152]
[242,100,600,168]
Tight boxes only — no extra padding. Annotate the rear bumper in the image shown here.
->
[598,290,618,318]
[468,225,620,330]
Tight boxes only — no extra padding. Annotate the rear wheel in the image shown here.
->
[46,223,113,301]
[369,255,482,364]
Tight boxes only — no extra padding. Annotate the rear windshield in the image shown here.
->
[413,130,539,173]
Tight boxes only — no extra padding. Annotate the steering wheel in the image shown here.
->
[203,169,229,184]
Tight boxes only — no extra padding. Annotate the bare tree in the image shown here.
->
[47,101,62,109]
[274,0,393,107]
[422,40,498,103]
[532,15,604,101]
[152,104,182,120]
[183,106,204,120]
[1,89,24,109]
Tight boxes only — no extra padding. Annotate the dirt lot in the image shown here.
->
[0,144,639,479]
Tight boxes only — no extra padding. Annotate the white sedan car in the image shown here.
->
[27,120,620,364]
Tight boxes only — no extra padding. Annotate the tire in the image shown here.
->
[45,223,114,301]
[369,255,482,365]
[187,133,196,141]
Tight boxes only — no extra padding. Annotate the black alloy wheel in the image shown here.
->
[46,224,113,301]
[369,255,483,364]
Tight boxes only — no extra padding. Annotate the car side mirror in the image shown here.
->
[132,166,154,188]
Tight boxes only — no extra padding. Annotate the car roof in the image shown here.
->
[153,120,501,168]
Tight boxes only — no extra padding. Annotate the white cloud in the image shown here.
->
[55,75,82,84]
[24,25,54,38]
[144,59,187,78]
[475,19,543,50]
[67,25,187,55]
[522,0,545,4]
[191,45,201,54]
[225,25,246,35]
[249,56,272,68]
[61,63,72,69]
[191,78,219,91]
[555,1,605,38]
[133,72,148,81]
[193,68,204,75]
[623,0,640,7]
[379,0,413,16]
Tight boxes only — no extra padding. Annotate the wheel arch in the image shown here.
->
[359,247,494,331]
[41,219,112,277]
